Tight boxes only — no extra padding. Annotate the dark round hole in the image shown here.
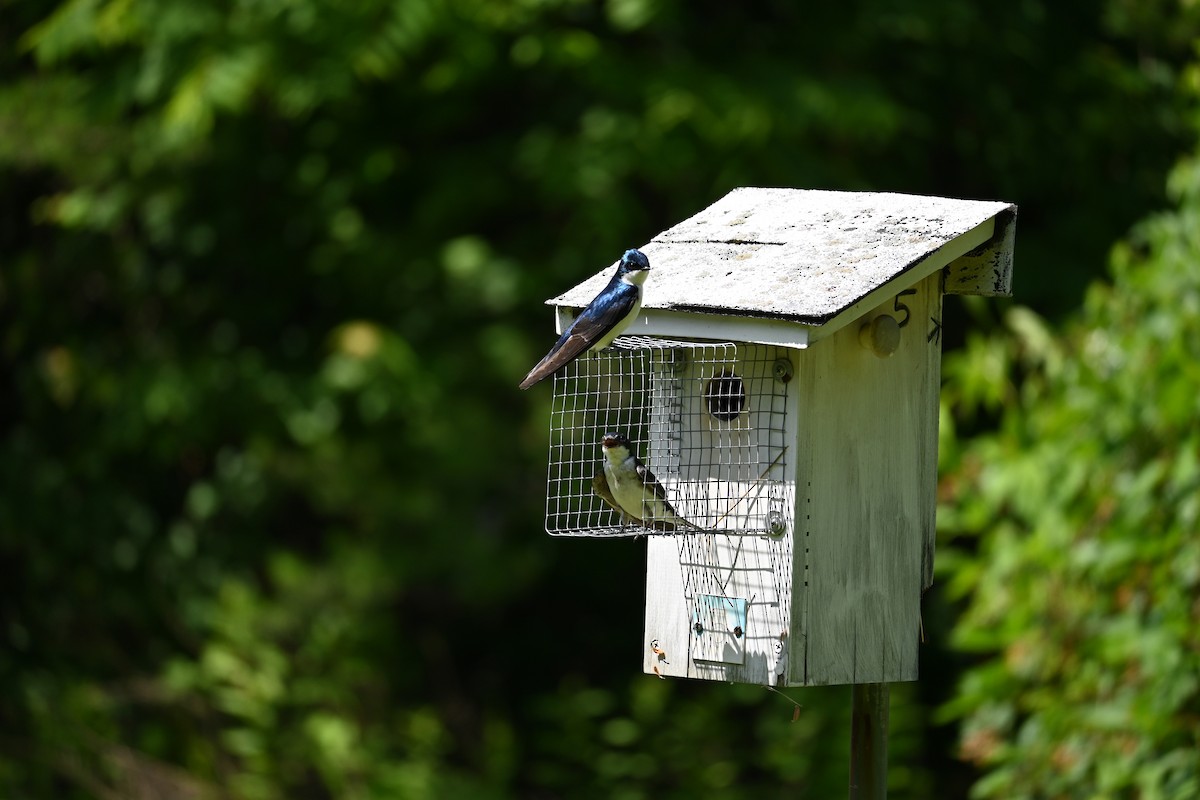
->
[705,371,745,421]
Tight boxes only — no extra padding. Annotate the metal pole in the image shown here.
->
[849,682,889,799]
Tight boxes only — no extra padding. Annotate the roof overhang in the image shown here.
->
[549,188,1016,348]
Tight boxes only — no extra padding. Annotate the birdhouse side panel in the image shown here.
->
[791,272,942,686]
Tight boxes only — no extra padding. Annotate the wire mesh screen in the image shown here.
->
[545,336,790,537]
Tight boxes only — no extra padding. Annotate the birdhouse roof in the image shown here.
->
[548,188,1016,346]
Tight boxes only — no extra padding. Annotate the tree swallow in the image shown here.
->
[600,432,697,532]
[519,249,650,389]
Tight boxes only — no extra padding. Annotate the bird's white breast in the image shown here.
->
[603,454,647,514]
[592,275,645,351]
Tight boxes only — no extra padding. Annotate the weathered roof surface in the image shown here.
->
[549,188,1015,325]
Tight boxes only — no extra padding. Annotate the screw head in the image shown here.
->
[772,358,794,383]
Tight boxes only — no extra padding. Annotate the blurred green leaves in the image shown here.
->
[939,156,1200,797]
[2,0,1200,797]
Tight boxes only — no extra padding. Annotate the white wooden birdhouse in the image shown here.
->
[540,188,1016,687]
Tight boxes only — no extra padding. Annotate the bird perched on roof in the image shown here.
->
[598,432,697,532]
[519,249,650,389]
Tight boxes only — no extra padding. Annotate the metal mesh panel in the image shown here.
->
[545,336,790,538]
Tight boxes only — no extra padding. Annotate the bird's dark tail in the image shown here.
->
[518,354,556,390]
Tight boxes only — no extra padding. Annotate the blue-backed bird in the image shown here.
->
[599,432,697,532]
[519,249,650,389]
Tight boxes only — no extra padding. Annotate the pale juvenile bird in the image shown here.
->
[599,432,697,532]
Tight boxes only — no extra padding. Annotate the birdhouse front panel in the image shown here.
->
[542,336,799,686]
[640,345,797,685]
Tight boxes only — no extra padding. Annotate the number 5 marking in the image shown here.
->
[893,288,917,328]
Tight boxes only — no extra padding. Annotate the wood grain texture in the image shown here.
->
[921,277,944,592]
[791,272,942,685]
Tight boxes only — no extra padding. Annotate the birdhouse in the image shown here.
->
[540,188,1016,687]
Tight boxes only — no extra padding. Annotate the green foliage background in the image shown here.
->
[1,0,1198,797]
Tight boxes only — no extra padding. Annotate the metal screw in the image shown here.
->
[734,626,744,639]
[773,358,793,383]
[693,622,704,635]
[768,510,786,537]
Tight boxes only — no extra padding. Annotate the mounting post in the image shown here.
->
[849,682,889,799]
